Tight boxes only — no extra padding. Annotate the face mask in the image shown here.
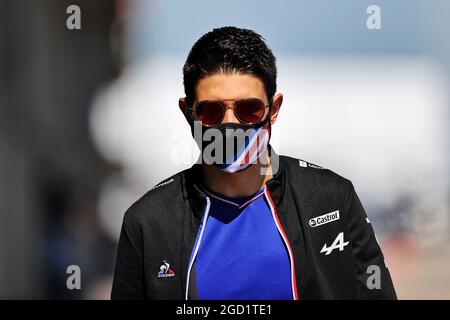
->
[192,117,271,173]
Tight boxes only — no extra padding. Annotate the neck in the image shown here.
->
[201,151,273,198]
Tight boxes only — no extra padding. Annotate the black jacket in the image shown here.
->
[111,152,397,300]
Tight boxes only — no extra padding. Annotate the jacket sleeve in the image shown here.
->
[111,217,145,299]
[345,182,397,299]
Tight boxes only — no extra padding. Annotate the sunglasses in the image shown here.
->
[191,98,271,126]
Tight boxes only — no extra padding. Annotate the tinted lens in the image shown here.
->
[195,101,224,126]
[235,98,266,124]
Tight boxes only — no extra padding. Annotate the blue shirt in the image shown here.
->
[188,185,293,300]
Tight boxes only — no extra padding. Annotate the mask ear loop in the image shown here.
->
[263,96,273,159]
[267,96,274,139]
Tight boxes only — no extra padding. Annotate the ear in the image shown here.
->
[269,93,283,125]
[179,97,192,124]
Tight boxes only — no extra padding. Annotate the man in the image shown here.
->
[111,26,397,300]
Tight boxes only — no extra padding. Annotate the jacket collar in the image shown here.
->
[265,146,285,209]
[182,145,286,219]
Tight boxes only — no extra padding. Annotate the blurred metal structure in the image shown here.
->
[0,0,118,298]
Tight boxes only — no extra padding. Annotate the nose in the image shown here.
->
[221,104,240,124]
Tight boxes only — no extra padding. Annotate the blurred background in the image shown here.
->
[0,0,449,299]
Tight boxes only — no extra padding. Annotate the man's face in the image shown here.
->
[179,72,282,126]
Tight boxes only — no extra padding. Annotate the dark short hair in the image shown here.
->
[183,26,277,107]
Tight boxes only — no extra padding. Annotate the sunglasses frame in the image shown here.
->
[190,97,273,127]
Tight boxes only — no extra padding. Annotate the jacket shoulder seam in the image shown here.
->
[123,219,143,261]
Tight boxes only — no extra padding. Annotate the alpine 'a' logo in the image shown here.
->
[309,210,340,228]
[320,232,349,255]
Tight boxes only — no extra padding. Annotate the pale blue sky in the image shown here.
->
[124,0,447,61]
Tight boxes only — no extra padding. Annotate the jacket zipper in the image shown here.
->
[185,197,211,300]
[264,186,300,300]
